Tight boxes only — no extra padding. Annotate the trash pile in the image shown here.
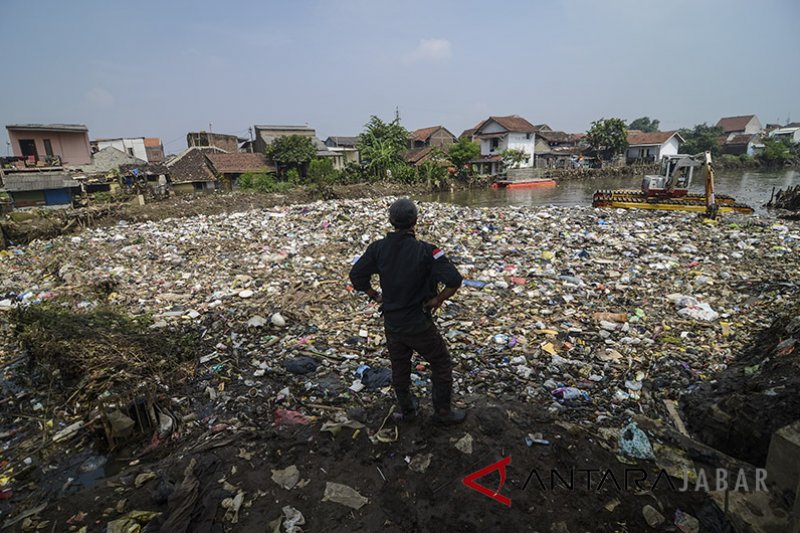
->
[0,198,798,529]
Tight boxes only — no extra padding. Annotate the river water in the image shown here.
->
[418,169,800,216]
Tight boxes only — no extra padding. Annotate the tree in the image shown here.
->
[586,118,628,160]
[759,137,794,165]
[679,123,723,156]
[307,158,339,186]
[266,135,316,176]
[447,137,480,176]
[628,117,660,132]
[357,115,410,179]
[500,148,528,169]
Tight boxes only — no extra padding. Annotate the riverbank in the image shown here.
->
[0,198,797,530]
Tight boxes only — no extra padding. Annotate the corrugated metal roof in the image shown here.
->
[2,172,80,192]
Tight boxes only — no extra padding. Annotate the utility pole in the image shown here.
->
[248,127,253,153]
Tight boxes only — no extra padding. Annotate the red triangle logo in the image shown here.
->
[462,456,512,507]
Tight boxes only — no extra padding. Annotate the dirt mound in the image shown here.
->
[681,306,800,465]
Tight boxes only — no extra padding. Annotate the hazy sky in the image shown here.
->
[1,0,798,155]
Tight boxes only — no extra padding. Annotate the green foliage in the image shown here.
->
[237,172,292,193]
[285,168,301,184]
[307,158,339,186]
[719,154,740,164]
[389,163,418,183]
[357,115,409,180]
[627,117,660,132]
[500,148,528,168]
[339,162,366,184]
[418,160,449,189]
[739,153,755,162]
[678,123,723,156]
[447,137,480,175]
[586,118,628,160]
[759,137,794,165]
[266,135,316,175]
[93,192,113,203]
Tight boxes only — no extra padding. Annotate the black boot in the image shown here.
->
[431,383,466,425]
[395,389,418,421]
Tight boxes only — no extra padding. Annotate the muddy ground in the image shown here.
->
[17,397,725,533]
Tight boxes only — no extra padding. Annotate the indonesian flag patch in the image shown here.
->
[432,248,445,260]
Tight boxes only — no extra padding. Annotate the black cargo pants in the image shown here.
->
[384,324,453,398]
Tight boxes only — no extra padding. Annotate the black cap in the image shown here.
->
[389,198,418,229]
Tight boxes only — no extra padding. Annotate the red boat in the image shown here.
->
[491,178,556,189]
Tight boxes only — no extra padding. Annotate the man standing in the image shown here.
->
[349,198,466,425]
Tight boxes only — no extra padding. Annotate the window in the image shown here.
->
[19,139,38,158]
[127,147,134,156]
[490,138,499,150]
[43,139,53,157]
[525,133,531,139]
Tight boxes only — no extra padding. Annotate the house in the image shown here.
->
[769,127,800,144]
[324,136,358,149]
[253,125,323,154]
[165,146,224,193]
[144,138,165,163]
[6,124,92,166]
[1,170,80,209]
[715,115,762,136]
[92,137,149,161]
[187,132,242,153]
[81,146,147,175]
[408,126,456,150]
[206,152,275,190]
[625,130,683,164]
[721,134,763,157]
[253,124,344,169]
[403,126,456,167]
[465,115,539,175]
[323,136,360,166]
[534,131,588,168]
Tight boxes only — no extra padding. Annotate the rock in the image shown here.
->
[455,433,474,455]
[642,505,665,527]
[238,289,254,298]
[270,312,286,327]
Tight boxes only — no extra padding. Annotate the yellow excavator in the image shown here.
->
[592,152,754,218]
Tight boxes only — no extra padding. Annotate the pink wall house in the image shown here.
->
[6,124,92,166]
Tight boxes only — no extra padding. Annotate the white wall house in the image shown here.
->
[470,115,538,175]
[769,127,800,144]
[94,137,149,162]
[626,131,683,163]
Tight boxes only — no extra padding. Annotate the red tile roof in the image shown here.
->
[207,153,274,174]
[410,126,441,142]
[626,130,682,146]
[475,115,537,134]
[404,146,434,165]
[715,115,756,134]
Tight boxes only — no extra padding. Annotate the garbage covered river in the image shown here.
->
[420,168,800,216]
[1,197,799,531]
